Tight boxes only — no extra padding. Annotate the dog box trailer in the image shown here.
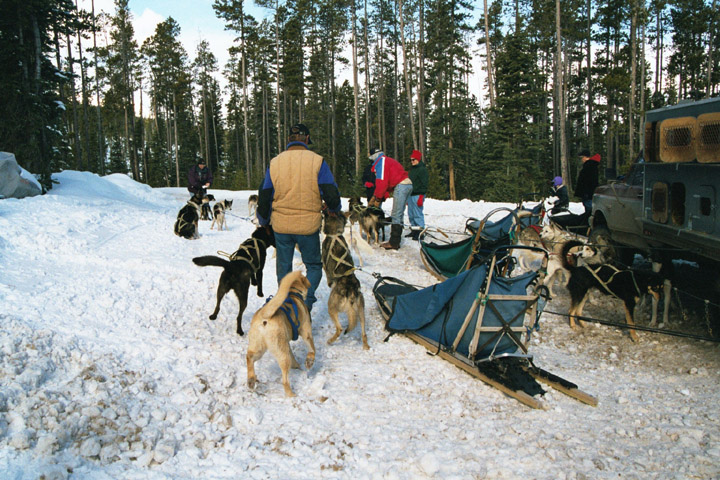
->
[591,97,720,268]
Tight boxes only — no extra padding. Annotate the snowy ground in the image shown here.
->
[1,171,719,479]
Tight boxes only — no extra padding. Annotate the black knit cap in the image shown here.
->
[289,123,312,144]
[578,148,591,158]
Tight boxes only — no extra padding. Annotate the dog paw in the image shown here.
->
[305,355,315,370]
[236,329,244,336]
[247,377,257,390]
[209,314,217,320]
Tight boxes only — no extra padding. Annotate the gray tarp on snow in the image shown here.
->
[0,152,41,199]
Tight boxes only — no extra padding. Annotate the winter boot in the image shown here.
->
[381,224,403,250]
[410,229,421,241]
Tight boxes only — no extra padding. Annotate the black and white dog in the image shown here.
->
[192,225,275,335]
[174,192,209,239]
[560,240,666,342]
[201,194,216,221]
[211,199,233,231]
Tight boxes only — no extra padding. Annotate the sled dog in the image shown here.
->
[201,194,215,221]
[174,192,209,239]
[248,194,258,221]
[211,199,233,231]
[246,271,315,397]
[192,225,275,335]
[561,240,666,342]
[322,212,369,349]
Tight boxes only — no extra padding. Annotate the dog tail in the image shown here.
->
[192,256,230,268]
[560,240,586,270]
[260,271,306,320]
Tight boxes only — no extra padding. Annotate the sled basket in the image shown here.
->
[373,246,598,409]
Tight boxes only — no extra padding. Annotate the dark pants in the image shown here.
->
[274,231,322,311]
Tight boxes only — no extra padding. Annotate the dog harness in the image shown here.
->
[222,238,266,273]
[583,264,641,299]
[322,234,356,279]
[266,291,305,340]
[175,201,202,233]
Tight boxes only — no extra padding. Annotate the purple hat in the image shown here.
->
[553,176,563,187]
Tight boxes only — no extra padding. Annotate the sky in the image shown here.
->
[1,167,719,478]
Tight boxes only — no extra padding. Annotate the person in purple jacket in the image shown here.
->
[188,159,213,195]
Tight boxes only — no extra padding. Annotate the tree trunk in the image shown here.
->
[629,2,637,164]
[76,0,91,172]
[417,0,426,155]
[398,0,417,150]
[556,0,569,187]
[640,12,647,151]
[173,92,180,188]
[91,0,105,175]
[708,0,718,97]
[586,0,592,143]
[483,0,495,109]
[139,82,146,182]
[364,0,371,151]
[202,87,211,167]
[275,0,282,153]
[242,23,251,187]
[351,0,361,175]
[67,33,82,170]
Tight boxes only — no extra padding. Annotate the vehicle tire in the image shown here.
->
[589,225,635,266]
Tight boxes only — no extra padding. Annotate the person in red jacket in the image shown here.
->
[367,148,413,250]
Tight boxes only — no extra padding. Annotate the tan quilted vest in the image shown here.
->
[269,148,323,235]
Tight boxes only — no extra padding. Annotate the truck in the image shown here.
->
[590,96,720,270]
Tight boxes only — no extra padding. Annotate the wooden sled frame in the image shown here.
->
[379,246,598,410]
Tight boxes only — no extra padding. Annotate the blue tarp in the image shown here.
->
[387,265,538,359]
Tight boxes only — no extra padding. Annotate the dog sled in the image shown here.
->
[374,246,597,409]
[420,204,542,280]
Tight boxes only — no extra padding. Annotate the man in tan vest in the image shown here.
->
[257,123,342,311]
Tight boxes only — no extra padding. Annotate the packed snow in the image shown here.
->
[1,170,719,479]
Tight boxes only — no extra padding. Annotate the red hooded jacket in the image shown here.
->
[371,154,409,200]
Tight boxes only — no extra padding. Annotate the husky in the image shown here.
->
[537,221,590,295]
[211,199,233,231]
[201,194,216,221]
[561,240,666,342]
[321,212,369,349]
[248,194,259,225]
[192,225,275,335]
[360,206,387,245]
[174,192,209,239]
[246,271,315,397]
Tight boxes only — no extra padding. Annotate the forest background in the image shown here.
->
[1,0,718,201]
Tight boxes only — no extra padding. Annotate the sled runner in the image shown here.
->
[374,246,597,409]
[420,205,542,280]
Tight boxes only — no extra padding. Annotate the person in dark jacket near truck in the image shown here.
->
[406,149,428,241]
[574,149,601,214]
[367,148,412,250]
[188,160,213,195]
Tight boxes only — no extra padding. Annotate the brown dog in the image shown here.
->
[322,212,369,349]
[246,271,316,397]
